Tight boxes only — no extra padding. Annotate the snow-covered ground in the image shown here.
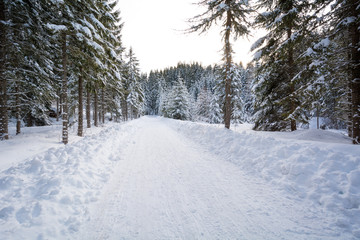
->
[0,116,359,239]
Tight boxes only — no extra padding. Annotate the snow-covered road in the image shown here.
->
[1,117,358,239]
[77,117,341,239]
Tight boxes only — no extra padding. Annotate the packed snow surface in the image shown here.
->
[0,116,359,239]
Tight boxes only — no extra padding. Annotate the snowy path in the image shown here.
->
[77,117,341,240]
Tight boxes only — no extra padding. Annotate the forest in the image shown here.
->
[0,0,359,144]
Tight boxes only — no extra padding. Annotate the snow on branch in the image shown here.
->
[46,23,67,32]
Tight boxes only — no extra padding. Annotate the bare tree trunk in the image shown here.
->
[77,68,83,137]
[86,88,91,128]
[61,32,68,144]
[15,81,21,135]
[94,90,98,127]
[224,3,232,129]
[0,1,8,140]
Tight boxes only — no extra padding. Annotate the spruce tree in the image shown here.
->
[189,0,252,129]
[252,0,312,131]
[167,75,191,120]
[326,0,360,143]
[195,88,212,122]
[0,0,8,140]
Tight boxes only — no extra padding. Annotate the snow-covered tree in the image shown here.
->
[252,0,313,131]
[123,47,143,120]
[189,0,252,129]
[166,75,192,120]
[231,65,245,125]
[209,90,223,124]
[144,71,162,115]
[0,0,57,139]
[195,88,212,122]
[323,0,360,143]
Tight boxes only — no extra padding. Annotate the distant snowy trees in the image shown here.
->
[188,0,252,129]
[0,0,144,143]
[143,62,253,124]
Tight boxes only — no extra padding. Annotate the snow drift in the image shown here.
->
[0,123,133,239]
[0,117,359,239]
[167,118,360,237]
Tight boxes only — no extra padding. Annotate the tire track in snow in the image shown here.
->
[77,117,342,240]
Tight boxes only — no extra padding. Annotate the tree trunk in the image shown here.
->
[56,89,59,122]
[77,68,83,137]
[316,107,320,130]
[61,32,68,144]
[224,4,232,129]
[16,81,21,135]
[101,88,105,124]
[350,20,360,144]
[0,1,8,140]
[348,76,353,138]
[287,23,297,132]
[94,90,98,127]
[86,87,91,128]
[123,99,128,121]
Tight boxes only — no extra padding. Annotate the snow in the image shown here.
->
[72,23,92,38]
[314,38,331,49]
[0,117,359,239]
[46,23,67,32]
[217,3,228,11]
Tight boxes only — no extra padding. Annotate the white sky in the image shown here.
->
[117,0,259,73]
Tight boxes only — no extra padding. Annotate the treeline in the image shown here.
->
[143,57,349,132]
[143,62,253,124]
[0,0,143,143]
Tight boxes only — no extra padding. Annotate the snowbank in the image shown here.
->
[0,123,133,239]
[167,118,360,238]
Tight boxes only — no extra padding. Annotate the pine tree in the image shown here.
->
[189,0,252,129]
[231,64,245,124]
[166,75,192,120]
[252,0,312,131]
[0,0,8,140]
[124,47,143,120]
[1,0,56,139]
[144,71,161,115]
[209,90,223,124]
[195,88,212,122]
[326,0,360,143]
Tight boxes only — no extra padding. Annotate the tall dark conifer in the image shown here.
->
[252,0,311,131]
[0,0,8,140]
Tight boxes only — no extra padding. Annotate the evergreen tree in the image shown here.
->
[252,0,312,131]
[231,64,245,124]
[209,90,223,124]
[195,88,212,122]
[166,75,192,120]
[324,0,360,143]
[189,0,252,129]
[1,0,55,139]
[124,47,144,120]
[144,71,161,115]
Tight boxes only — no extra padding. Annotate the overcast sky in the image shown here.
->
[117,0,258,73]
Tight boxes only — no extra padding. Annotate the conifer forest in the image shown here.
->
[1,1,360,239]
[0,0,359,144]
